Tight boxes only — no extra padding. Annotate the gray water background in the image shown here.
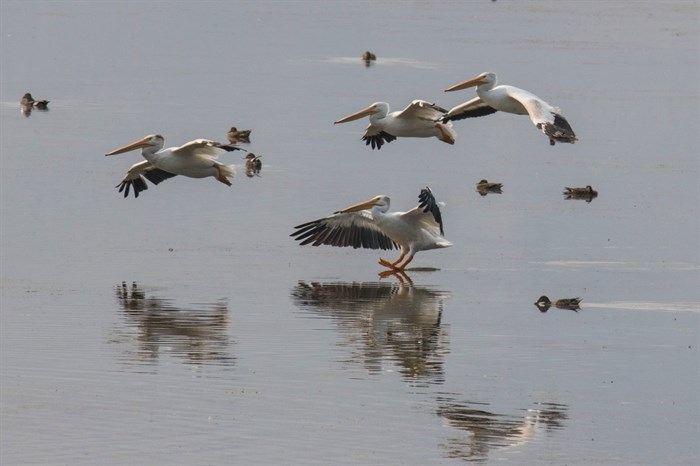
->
[1,1,699,465]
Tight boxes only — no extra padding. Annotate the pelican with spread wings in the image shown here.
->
[334,100,456,149]
[443,72,577,145]
[291,187,452,271]
[105,134,244,198]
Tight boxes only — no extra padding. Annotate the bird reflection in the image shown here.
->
[113,282,234,367]
[291,277,450,385]
[437,396,568,462]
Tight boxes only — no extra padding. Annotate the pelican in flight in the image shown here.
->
[105,134,243,198]
[443,72,577,145]
[334,100,456,150]
[291,187,452,271]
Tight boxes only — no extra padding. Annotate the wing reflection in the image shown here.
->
[437,396,568,462]
[112,282,234,367]
[291,277,450,385]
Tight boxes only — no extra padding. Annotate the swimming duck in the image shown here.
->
[563,185,597,202]
[362,51,377,61]
[476,179,503,195]
[534,295,581,312]
[227,127,251,143]
[20,92,50,109]
[244,153,262,177]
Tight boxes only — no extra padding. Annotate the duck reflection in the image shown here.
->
[291,275,450,385]
[437,396,568,462]
[113,282,234,367]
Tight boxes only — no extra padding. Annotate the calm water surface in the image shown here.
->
[1,1,698,465]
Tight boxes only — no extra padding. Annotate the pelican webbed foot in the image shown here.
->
[435,123,455,145]
[378,258,395,268]
[214,166,232,186]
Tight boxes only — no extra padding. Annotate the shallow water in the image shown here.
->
[1,1,699,465]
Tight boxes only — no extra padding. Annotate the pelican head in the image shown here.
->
[334,102,388,124]
[444,72,497,92]
[335,195,389,214]
[106,134,164,156]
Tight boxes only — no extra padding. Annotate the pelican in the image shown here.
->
[105,134,243,198]
[20,92,49,109]
[443,72,577,145]
[334,100,456,150]
[227,127,251,143]
[291,187,452,271]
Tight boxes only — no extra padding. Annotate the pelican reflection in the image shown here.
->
[291,276,450,384]
[437,396,569,462]
[113,282,234,367]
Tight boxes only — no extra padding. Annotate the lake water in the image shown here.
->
[1,1,698,465]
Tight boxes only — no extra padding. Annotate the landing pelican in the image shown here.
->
[443,72,577,145]
[105,134,243,198]
[334,100,456,150]
[291,187,452,271]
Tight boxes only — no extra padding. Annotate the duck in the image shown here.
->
[534,295,581,312]
[564,185,597,202]
[476,179,503,195]
[227,127,251,143]
[361,51,377,62]
[244,153,262,176]
[20,92,50,109]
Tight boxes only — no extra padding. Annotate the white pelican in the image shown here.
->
[334,100,456,150]
[443,72,577,145]
[291,187,452,271]
[105,134,243,198]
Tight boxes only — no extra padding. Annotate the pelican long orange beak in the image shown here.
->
[105,136,151,156]
[335,196,382,214]
[444,75,486,92]
[334,104,378,124]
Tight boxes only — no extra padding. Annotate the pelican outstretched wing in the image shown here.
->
[291,210,398,250]
[361,127,397,150]
[417,187,445,235]
[397,100,448,122]
[442,96,498,122]
[503,88,577,144]
[172,139,246,158]
[115,160,178,198]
